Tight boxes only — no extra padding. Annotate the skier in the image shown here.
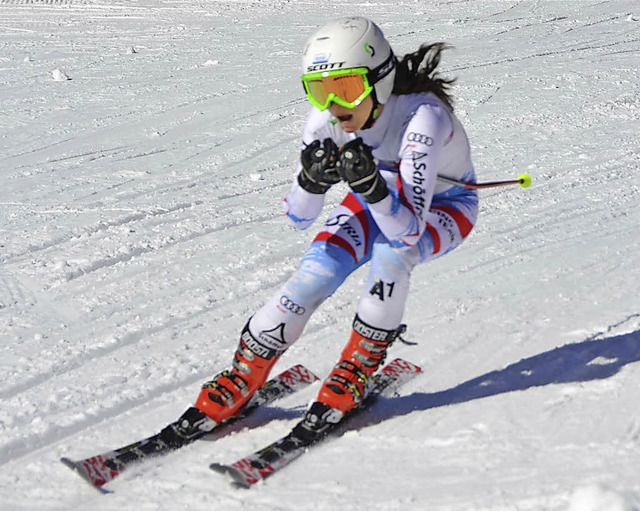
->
[195,17,479,435]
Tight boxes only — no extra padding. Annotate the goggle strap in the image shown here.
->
[368,52,396,86]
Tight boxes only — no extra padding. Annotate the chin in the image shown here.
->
[338,119,361,133]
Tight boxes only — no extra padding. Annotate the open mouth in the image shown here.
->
[336,114,353,123]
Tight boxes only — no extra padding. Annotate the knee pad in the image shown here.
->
[357,243,417,330]
[249,245,354,350]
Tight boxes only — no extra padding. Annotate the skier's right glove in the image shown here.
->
[298,138,341,194]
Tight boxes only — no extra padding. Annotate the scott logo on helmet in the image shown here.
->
[306,61,346,72]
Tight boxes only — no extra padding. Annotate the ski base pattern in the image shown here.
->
[61,364,318,491]
[210,358,422,488]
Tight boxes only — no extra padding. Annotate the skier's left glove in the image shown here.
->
[337,138,388,204]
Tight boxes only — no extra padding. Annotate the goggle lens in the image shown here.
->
[302,69,373,110]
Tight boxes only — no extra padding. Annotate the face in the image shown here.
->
[328,94,375,133]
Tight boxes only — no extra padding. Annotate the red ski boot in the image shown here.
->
[195,324,281,424]
[316,315,401,414]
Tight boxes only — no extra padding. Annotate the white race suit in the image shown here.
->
[249,92,479,351]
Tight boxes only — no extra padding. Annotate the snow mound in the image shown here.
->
[51,68,70,81]
[567,485,639,511]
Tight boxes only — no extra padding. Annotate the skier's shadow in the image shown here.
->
[356,324,640,428]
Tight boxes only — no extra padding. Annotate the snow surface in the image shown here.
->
[1,0,639,509]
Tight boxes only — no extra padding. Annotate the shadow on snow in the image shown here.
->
[363,323,640,425]
[204,320,640,438]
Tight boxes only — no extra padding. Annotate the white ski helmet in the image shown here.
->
[302,17,396,105]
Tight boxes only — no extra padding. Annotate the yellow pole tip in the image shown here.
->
[518,173,532,188]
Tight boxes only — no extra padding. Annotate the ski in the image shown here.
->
[61,364,318,492]
[210,358,422,488]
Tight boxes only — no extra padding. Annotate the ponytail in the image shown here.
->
[393,43,456,110]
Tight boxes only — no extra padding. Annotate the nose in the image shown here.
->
[329,104,351,116]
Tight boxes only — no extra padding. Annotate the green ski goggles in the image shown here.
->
[301,68,373,111]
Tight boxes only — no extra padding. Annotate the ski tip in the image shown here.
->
[386,358,423,373]
[60,457,112,494]
[283,364,320,383]
[210,463,252,489]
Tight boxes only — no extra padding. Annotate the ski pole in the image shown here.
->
[437,173,532,190]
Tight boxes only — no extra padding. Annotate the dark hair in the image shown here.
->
[392,43,456,110]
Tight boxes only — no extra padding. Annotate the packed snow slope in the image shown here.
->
[1,0,639,510]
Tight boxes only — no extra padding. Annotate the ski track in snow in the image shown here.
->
[1,1,639,510]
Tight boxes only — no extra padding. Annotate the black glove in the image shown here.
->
[298,139,341,194]
[337,138,388,204]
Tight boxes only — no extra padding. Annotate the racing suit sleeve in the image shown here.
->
[367,103,454,247]
[283,109,352,231]
[283,161,326,231]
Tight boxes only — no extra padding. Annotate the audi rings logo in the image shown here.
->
[407,132,434,146]
[279,296,306,315]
